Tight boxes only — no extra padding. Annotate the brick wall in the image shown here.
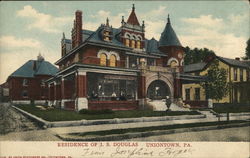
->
[8,75,51,101]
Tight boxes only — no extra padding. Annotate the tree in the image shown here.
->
[200,60,230,101]
[243,38,250,60]
[184,46,215,65]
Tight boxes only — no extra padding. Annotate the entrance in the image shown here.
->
[147,80,170,100]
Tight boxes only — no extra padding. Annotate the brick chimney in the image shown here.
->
[235,57,240,61]
[72,10,82,48]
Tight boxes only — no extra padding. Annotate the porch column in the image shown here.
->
[75,71,88,111]
[54,81,61,107]
[174,72,182,99]
[48,83,54,106]
[138,75,146,109]
[61,77,66,108]
[126,56,129,68]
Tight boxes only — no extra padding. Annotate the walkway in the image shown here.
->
[48,114,250,135]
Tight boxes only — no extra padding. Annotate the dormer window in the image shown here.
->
[23,79,28,86]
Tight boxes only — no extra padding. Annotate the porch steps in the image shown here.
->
[147,100,190,111]
[198,110,219,118]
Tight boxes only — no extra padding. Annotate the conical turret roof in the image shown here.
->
[159,15,182,47]
[127,4,140,26]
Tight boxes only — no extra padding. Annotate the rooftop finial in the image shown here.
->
[62,32,65,39]
[167,14,170,24]
[106,17,109,26]
[132,4,135,11]
[37,52,44,61]
[121,16,125,25]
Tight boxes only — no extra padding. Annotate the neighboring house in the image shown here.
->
[183,55,250,104]
[7,55,58,105]
[47,5,199,111]
[0,82,9,102]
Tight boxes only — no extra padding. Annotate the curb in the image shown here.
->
[57,122,250,141]
[13,106,205,128]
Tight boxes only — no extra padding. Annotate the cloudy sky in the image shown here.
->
[0,1,249,84]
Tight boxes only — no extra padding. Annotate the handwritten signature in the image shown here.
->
[81,146,194,158]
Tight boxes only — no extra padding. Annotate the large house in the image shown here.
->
[183,55,250,105]
[8,55,58,105]
[47,5,202,111]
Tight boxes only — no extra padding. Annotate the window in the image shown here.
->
[170,61,178,68]
[129,56,137,68]
[240,69,243,81]
[195,72,200,76]
[195,88,200,100]
[185,89,190,100]
[87,73,137,101]
[104,36,109,41]
[234,68,238,81]
[41,79,45,86]
[131,40,135,48]
[125,39,130,47]
[100,53,107,66]
[104,31,109,36]
[22,90,28,98]
[110,55,116,67]
[22,79,28,86]
[147,58,155,66]
[136,41,141,49]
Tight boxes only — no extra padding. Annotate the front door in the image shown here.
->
[147,80,170,100]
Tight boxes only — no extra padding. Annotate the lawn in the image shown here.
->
[70,120,249,137]
[14,104,200,121]
[213,103,250,113]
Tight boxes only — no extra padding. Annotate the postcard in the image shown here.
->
[0,1,249,158]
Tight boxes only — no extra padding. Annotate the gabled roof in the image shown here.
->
[216,56,250,68]
[159,15,182,47]
[127,4,140,26]
[10,59,58,78]
[184,56,250,73]
[184,62,207,73]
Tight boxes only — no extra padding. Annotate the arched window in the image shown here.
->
[136,41,141,49]
[125,39,130,47]
[110,55,116,67]
[23,79,28,86]
[100,53,107,66]
[131,40,135,48]
[170,61,178,68]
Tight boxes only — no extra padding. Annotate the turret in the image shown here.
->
[120,4,145,49]
[158,15,184,67]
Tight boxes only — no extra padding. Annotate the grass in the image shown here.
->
[213,104,250,113]
[70,120,249,137]
[14,104,200,122]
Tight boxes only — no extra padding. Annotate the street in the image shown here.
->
[129,126,250,141]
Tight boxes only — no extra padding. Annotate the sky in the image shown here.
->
[0,1,249,84]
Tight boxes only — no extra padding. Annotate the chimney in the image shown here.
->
[235,57,240,61]
[72,10,82,48]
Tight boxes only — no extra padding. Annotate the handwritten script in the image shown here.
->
[81,146,194,158]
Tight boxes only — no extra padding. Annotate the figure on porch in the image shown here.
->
[165,96,172,111]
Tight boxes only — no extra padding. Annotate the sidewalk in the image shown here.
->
[48,114,250,135]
